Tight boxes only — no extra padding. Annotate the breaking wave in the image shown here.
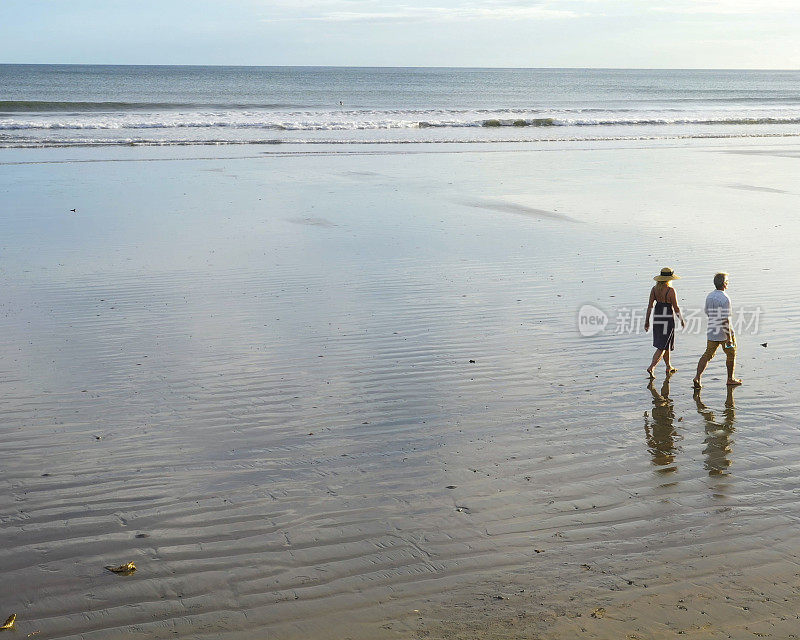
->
[3,113,800,132]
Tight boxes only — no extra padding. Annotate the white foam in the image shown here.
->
[3,103,800,132]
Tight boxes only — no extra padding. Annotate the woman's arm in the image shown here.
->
[670,288,686,328]
[644,288,655,332]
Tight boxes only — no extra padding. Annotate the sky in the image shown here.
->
[1,0,799,68]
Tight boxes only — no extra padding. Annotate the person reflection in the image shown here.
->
[694,386,736,476]
[644,374,679,473]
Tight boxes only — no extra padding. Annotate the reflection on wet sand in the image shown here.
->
[695,387,737,477]
[644,374,681,473]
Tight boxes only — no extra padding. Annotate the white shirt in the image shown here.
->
[705,289,731,341]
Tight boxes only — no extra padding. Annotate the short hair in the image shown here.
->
[713,272,728,290]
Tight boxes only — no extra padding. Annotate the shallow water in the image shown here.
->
[1,139,799,638]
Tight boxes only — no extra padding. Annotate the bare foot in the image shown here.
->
[727,378,743,386]
[668,367,677,373]
[692,378,702,389]
[646,368,655,379]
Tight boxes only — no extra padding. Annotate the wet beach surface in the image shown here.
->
[1,140,800,638]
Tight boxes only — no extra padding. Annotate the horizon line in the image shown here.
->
[1,63,799,72]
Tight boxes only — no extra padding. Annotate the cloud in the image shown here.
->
[260,1,579,23]
[256,0,800,25]
[316,5,577,21]
[650,0,798,15]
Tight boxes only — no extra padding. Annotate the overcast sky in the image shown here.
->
[1,0,799,68]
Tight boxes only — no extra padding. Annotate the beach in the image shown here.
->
[2,137,800,639]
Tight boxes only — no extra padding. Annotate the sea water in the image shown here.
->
[2,65,800,147]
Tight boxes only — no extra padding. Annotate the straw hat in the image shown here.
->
[654,267,681,282]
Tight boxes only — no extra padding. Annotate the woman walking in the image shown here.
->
[645,267,686,378]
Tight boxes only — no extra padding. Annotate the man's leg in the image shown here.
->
[694,341,716,388]
[725,345,742,385]
[693,354,710,387]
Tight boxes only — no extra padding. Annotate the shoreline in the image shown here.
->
[5,129,800,152]
[4,132,800,158]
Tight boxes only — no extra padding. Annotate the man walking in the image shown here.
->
[693,272,742,388]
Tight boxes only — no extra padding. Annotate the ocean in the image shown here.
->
[2,65,800,147]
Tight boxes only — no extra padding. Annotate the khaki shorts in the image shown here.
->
[703,339,736,362]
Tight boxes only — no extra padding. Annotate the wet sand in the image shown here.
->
[2,139,800,639]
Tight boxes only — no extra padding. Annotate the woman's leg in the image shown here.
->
[647,349,664,376]
[664,349,676,372]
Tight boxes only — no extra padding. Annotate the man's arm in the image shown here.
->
[721,317,733,342]
[722,297,733,343]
